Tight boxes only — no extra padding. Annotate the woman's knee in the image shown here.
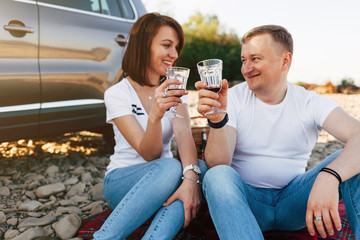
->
[153,158,182,184]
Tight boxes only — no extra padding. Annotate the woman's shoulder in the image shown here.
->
[105,78,131,97]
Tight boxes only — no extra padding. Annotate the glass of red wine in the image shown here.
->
[197,59,226,116]
[165,66,190,118]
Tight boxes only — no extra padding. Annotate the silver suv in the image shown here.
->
[0,0,147,142]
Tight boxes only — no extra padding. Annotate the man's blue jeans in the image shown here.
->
[202,150,360,240]
[93,158,208,240]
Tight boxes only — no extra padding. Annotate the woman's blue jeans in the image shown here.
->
[202,150,360,240]
[93,158,208,240]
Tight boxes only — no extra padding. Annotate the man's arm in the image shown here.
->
[195,79,237,168]
[205,124,237,167]
[306,107,360,238]
[322,107,360,180]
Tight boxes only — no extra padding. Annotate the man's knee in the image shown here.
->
[203,165,239,197]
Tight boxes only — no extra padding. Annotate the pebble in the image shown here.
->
[35,183,66,198]
[12,227,44,240]
[0,93,357,239]
[0,131,110,239]
[52,213,81,239]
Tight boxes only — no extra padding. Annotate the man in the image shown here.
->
[196,25,360,239]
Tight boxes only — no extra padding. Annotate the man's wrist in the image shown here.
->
[207,113,228,129]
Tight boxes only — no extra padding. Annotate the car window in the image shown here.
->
[38,0,101,13]
[100,0,135,19]
[37,0,135,19]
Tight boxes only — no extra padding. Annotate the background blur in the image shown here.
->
[143,0,360,88]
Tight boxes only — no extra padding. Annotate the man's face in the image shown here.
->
[241,34,286,94]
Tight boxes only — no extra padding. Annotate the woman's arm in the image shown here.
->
[113,114,163,161]
[113,78,184,161]
[163,103,202,228]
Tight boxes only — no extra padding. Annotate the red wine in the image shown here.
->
[167,88,185,98]
[205,86,221,93]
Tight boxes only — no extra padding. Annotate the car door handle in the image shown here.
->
[4,25,34,34]
[115,35,128,47]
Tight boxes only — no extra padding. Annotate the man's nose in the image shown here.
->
[242,62,253,74]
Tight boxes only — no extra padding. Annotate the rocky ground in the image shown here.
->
[0,93,359,239]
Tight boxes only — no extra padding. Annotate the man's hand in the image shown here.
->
[195,79,228,122]
[306,172,342,238]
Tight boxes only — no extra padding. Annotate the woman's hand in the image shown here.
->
[195,79,228,122]
[149,79,188,121]
[163,172,202,228]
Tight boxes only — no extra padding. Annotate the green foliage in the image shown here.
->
[339,77,354,89]
[177,12,244,89]
[337,77,359,93]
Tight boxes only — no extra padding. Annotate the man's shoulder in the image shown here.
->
[229,81,250,96]
[288,82,317,99]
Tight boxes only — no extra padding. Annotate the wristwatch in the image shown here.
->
[183,164,201,176]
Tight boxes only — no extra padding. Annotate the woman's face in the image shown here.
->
[147,25,180,83]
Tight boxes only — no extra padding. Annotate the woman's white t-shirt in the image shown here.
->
[227,82,339,189]
[104,78,187,175]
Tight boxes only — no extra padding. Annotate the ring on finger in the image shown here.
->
[314,216,322,221]
[163,92,167,98]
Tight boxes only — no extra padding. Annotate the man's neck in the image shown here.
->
[255,81,288,105]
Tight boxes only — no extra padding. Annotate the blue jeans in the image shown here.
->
[202,150,360,240]
[93,158,208,240]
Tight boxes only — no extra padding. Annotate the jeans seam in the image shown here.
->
[147,207,168,240]
[99,164,159,235]
[343,180,360,229]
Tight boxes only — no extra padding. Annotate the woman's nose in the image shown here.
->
[169,47,178,59]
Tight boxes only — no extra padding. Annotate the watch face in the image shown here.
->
[193,165,201,174]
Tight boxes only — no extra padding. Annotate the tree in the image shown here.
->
[337,77,359,94]
[177,12,244,89]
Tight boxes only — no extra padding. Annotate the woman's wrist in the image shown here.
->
[182,176,201,185]
[183,169,199,179]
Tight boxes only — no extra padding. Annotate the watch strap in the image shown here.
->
[207,113,228,129]
[183,164,201,175]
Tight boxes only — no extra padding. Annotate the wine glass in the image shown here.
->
[165,66,190,118]
[197,59,226,116]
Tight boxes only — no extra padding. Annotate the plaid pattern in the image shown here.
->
[322,200,355,240]
[76,209,112,239]
[76,201,354,240]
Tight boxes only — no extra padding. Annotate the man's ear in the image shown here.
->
[282,52,292,71]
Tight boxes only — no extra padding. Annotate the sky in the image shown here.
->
[142,0,360,86]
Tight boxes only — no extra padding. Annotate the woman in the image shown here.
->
[93,13,207,240]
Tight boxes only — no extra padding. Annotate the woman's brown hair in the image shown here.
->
[122,13,184,86]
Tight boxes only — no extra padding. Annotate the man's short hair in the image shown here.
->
[242,25,293,55]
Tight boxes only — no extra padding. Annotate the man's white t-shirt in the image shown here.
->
[104,78,188,175]
[227,82,339,189]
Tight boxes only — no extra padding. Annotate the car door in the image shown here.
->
[0,0,40,141]
[37,0,138,136]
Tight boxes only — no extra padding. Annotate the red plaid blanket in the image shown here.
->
[76,201,353,239]
[323,200,355,240]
